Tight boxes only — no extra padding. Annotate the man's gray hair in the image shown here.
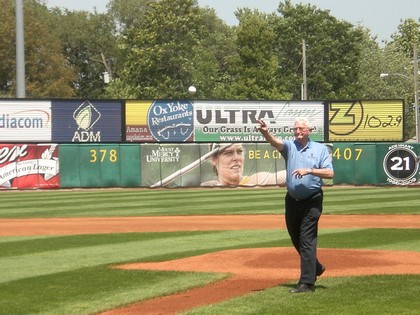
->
[295,117,313,130]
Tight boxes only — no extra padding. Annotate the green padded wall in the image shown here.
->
[59,144,140,188]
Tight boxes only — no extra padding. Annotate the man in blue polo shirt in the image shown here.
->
[257,117,334,293]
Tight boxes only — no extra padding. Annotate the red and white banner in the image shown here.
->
[0,144,60,189]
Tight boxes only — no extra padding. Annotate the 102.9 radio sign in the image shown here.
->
[328,100,403,142]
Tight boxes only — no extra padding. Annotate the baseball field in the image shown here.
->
[1,186,419,314]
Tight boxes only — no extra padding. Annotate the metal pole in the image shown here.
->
[414,43,419,142]
[302,39,307,100]
[15,0,26,98]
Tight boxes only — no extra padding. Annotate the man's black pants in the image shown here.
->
[285,190,324,285]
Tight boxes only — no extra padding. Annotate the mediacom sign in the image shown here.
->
[0,100,51,142]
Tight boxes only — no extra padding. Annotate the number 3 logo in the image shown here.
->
[383,147,419,182]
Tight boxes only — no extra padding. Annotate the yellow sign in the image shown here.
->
[125,100,152,125]
[328,100,403,141]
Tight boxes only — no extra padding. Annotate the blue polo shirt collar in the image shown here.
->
[294,139,311,151]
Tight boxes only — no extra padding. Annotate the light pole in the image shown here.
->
[301,39,307,100]
[15,0,26,98]
[414,44,419,143]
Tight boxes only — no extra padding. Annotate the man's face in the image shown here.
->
[293,121,311,142]
[212,144,244,185]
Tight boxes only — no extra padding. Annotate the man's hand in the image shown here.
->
[257,119,284,151]
[292,168,312,178]
[257,119,268,133]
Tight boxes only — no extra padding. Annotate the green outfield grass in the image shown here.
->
[1,186,419,218]
[0,186,419,314]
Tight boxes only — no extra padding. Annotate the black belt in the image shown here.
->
[288,189,322,202]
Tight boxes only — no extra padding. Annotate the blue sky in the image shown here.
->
[46,0,420,44]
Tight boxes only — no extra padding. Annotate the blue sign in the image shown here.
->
[51,100,122,142]
[147,100,194,142]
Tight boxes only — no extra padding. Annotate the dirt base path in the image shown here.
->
[1,214,419,315]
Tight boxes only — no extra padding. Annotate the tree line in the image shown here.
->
[1,0,419,139]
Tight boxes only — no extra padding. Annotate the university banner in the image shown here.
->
[141,143,286,188]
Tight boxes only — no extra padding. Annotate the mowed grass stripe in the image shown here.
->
[0,189,285,217]
[1,187,419,218]
[325,199,420,214]
[327,188,419,198]
[0,229,289,283]
[1,228,419,284]
[1,195,282,217]
[2,228,418,260]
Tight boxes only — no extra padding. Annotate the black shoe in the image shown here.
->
[291,283,314,293]
[316,265,326,277]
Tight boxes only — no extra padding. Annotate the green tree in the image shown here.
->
[275,0,365,100]
[0,0,76,98]
[386,18,420,140]
[0,0,17,96]
[356,39,414,140]
[107,0,154,31]
[390,18,420,58]
[50,8,118,98]
[187,7,236,99]
[224,9,291,100]
[107,0,229,99]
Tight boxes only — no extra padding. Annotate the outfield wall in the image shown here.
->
[1,142,419,189]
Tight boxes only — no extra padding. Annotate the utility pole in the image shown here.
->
[414,43,419,142]
[301,39,307,100]
[15,0,26,98]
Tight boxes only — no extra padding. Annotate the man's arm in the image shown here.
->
[291,167,334,179]
[311,146,334,179]
[310,167,334,179]
[257,119,284,151]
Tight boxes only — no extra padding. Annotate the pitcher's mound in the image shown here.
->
[103,248,420,315]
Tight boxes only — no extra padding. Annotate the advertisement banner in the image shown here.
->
[141,144,200,187]
[199,143,286,187]
[0,100,52,142]
[51,100,122,143]
[328,100,404,141]
[0,144,59,189]
[126,100,194,143]
[379,143,420,185]
[142,143,286,188]
[193,101,325,142]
